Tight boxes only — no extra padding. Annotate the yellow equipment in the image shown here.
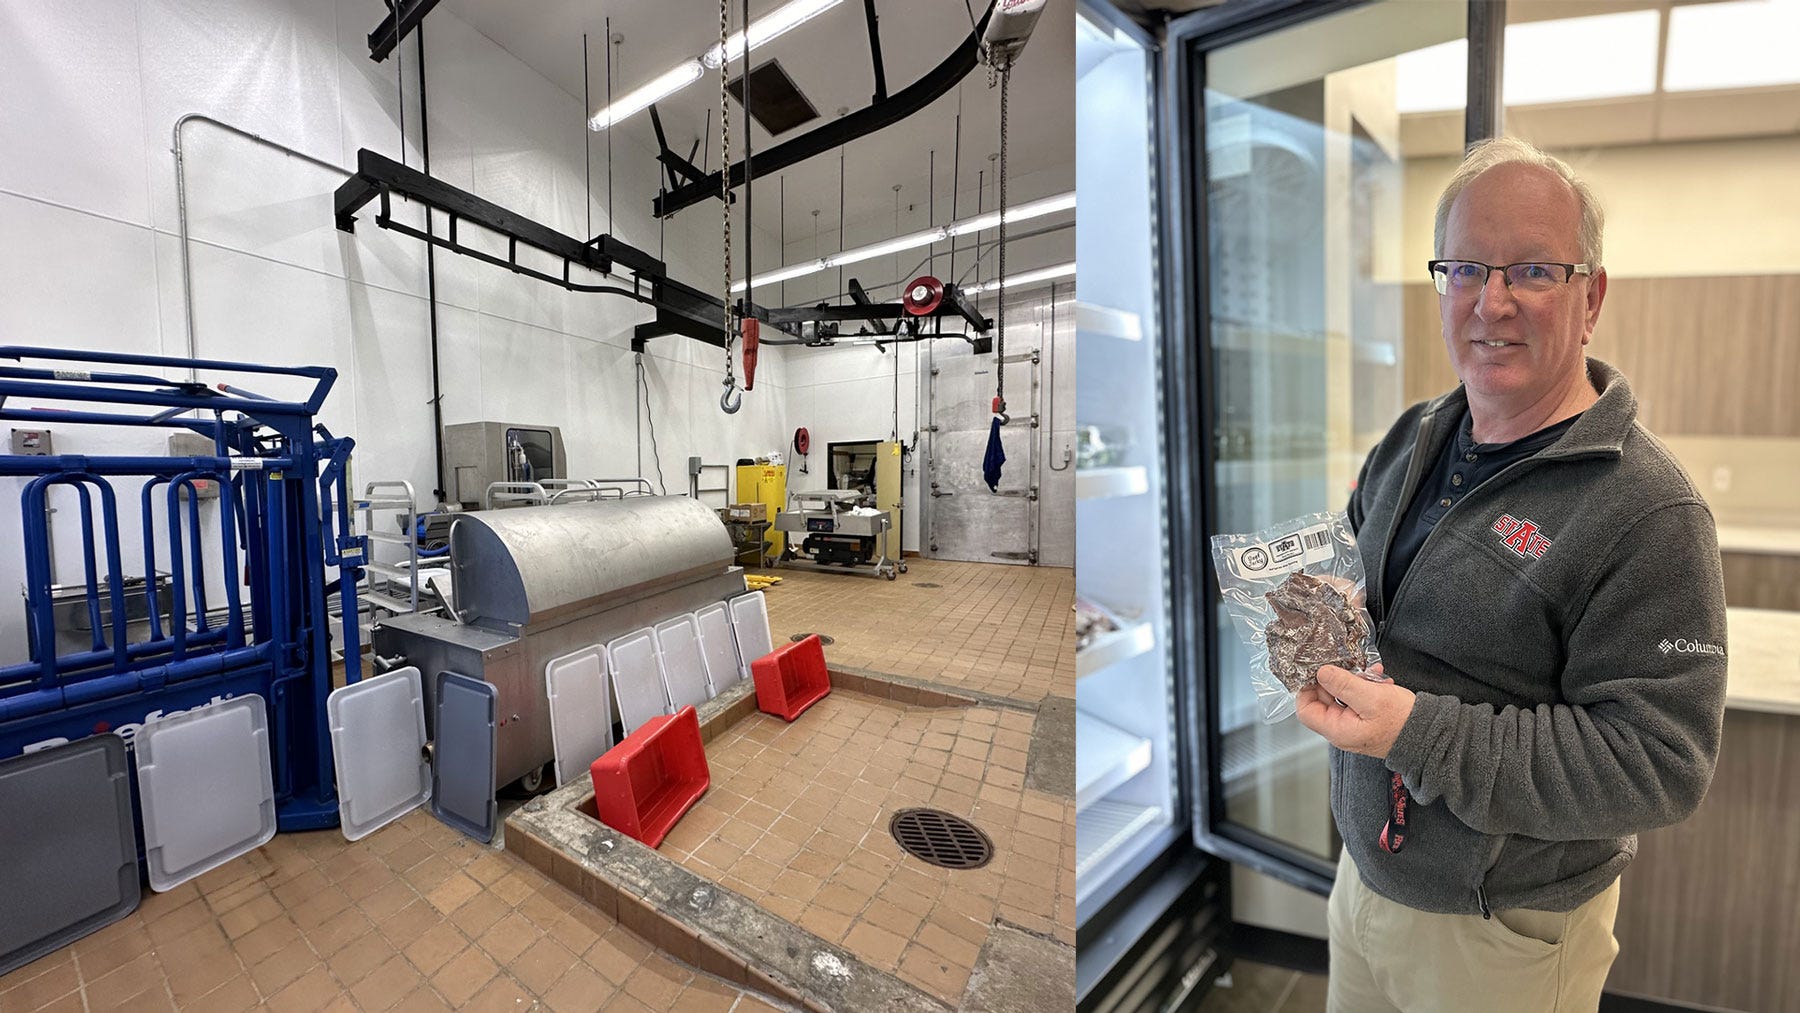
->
[875,440,903,564]
[735,463,787,558]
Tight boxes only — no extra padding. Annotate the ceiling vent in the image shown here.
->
[728,60,820,136]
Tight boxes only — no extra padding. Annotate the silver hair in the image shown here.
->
[1433,136,1604,269]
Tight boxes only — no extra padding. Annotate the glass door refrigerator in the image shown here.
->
[1076,1,1475,1008]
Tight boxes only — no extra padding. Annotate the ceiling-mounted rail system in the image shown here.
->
[367,0,442,62]
[331,149,989,353]
[652,3,993,218]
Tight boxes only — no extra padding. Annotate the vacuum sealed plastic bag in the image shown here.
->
[1211,511,1382,723]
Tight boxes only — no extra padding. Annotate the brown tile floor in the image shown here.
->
[657,691,1076,1006]
[1195,960,1327,1013]
[1,559,1073,1011]
[755,558,1075,703]
[0,809,790,1012]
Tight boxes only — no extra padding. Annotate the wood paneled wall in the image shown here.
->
[1401,275,1800,438]
[1722,551,1800,611]
[1605,708,1800,1012]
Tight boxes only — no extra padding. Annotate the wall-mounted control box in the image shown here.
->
[10,429,53,456]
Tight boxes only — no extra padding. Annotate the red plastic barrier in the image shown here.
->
[750,634,832,722]
[589,705,709,848]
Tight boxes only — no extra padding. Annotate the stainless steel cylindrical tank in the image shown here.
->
[449,496,735,629]
[375,495,744,790]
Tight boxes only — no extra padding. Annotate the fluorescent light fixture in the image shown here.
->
[828,229,945,268]
[1395,9,1660,114]
[966,262,1076,295]
[1395,39,1467,114]
[702,0,844,70]
[589,60,704,130]
[1503,9,1659,107]
[1664,0,1800,92]
[945,192,1079,237]
[750,262,825,289]
[590,0,841,130]
[733,190,1075,292]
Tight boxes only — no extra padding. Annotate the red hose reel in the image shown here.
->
[902,276,944,316]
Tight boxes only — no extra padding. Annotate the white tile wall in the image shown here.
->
[0,0,798,665]
[0,0,154,225]
[0,0,1071,666]
[0,194,163,351]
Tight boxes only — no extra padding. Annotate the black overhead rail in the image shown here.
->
[757,280,987,332]
[333,148,734,346]
[862,0,889,103]
[331,149,989,354]
[652,3,994,218]
[368,0,442,62]
[335,149,664,279]
[649,106,716,199]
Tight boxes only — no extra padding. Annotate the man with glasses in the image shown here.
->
[1293,137,1727,1012]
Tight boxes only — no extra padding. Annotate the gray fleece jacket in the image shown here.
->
[1338,358,1727,916]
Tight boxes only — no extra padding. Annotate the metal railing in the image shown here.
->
[0,345,360,833]
[484,478,656,509]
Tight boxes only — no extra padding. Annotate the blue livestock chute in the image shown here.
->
[0,346,365,832]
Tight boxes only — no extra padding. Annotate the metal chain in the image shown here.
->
[719,0,736,394]
[995,64,1009,410]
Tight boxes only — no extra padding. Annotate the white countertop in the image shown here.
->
[1725,607,1800,716]
[1716,525,1800,557]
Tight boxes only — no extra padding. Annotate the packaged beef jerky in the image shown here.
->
[1210,511,1383,724]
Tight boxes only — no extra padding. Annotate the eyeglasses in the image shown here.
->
[1428,259,1591,297]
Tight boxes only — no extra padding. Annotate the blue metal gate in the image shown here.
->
[0,346,365,831]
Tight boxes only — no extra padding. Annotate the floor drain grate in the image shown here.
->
[914,582,942,588]
[889,808,993,870]
[790,632,835,645]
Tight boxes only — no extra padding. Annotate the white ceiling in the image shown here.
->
[440,0,1076,245]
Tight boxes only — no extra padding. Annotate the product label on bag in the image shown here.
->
[1226,522,1336,579]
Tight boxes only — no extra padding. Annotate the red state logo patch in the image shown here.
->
[1493,513,1552,558]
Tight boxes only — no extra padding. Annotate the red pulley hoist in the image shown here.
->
[741,317,760,391]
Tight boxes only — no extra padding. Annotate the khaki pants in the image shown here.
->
[1326,848,1621,1012]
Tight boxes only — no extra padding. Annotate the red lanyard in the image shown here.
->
[1379,770,1411,853]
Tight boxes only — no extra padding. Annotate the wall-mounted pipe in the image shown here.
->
[1047,280,1071,471]
[171,115,351,378]
[172,109,450,504]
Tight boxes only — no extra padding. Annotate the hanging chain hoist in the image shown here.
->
[979,0,1047,425]
[993,64,1011,423]
[718,0,743,414]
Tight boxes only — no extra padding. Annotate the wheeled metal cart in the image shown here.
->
[773,490,905,580]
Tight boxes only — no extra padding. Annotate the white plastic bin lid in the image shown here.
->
[327,667,431,841]
[133,695,277,892]
[545,646,613,787]
[654,615,711,711]
[607,628,672,736]
[694,602,744,690]
[728,590,773,671]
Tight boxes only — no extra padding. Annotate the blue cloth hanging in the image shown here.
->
[983,416,1007,491]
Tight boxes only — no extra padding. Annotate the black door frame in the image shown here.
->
[1079,2,1506,1004]
[1165,0,1507,898]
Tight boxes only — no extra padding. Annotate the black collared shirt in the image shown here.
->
[1381,406,1583,607]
